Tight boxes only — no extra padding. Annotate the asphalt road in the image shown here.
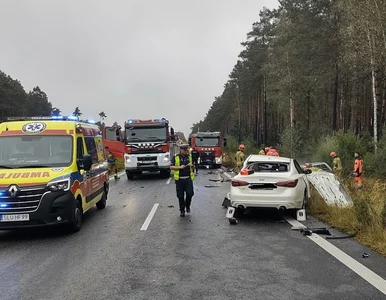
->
[0,169,385,300]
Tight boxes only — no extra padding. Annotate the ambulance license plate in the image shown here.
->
[0,214,30,222]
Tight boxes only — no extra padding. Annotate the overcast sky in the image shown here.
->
[0,0,278,138]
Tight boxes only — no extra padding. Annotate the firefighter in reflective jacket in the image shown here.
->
[107,152,119,180]
[330,151,342,177]
[353,152,363,188]
[234,144,245,174]
[267,146,279,156]
[170,144,195,217]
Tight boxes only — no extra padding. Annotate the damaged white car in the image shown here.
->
[226,155,311,224]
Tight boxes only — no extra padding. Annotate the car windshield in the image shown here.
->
[246,162,290,172]
[125,126,167,142]
[195,137,219,147]
[0,135,73,168]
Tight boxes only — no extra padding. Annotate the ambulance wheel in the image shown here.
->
[68,200,83,233]
[96,191,107,210]
[126,171,134,180]
[229,217,238,225]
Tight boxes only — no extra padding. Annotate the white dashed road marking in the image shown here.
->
[166,177,172,184]
[140,203,159,231]
[283,216,386,296]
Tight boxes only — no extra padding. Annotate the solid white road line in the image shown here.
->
[140,203,159,231]
[166,177,172,184]
[109,171,126,181]
[283,216,386,296]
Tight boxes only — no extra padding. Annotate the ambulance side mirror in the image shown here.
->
[188,137,192,146]
[80,154,93,171]
[223,138,227,147]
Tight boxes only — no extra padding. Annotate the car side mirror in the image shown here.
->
[223,138,227,147]
[188,137,192,146]
[80,154,93,171]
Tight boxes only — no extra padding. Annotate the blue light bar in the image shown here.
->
[6,115,99,124]
[0,204,7,208]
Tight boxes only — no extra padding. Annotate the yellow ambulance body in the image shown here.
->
[0,116,109,232]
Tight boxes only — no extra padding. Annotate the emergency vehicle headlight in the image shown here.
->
[125,155,131,163]
[163,154,170,162]
[47,178,71,192]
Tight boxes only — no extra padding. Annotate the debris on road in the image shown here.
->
[326,229,360,240]
[222,197,231,207]
[362,253,370,258]
[167,205,174,208]
[292,226,332,236]
[205,185,222,188]
[209,178,222,182]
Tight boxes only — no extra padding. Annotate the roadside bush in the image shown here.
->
[312,131,369,176]
[363,133,386,178]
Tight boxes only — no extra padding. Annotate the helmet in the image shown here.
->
[239,144,245,150]
[330,151,336,157]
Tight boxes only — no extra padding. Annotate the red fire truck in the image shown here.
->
[189,131,227,168]
[103,118,178,179]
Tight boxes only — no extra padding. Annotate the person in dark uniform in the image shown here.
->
[191,147,199,175]
[170,144,195,217]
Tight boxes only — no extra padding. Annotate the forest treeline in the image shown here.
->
[191,0,386,152]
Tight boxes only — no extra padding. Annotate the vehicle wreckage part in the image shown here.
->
[306,171,353,207]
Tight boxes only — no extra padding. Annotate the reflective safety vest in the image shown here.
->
[333,157,342,171]
[258,149,265,155]
[267,149,279,156]
[235,150,245,166]
[174,154,195,180]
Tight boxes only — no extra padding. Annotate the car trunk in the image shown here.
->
[233,174,294,196]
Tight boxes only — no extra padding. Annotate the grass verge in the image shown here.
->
[307,178,386,256]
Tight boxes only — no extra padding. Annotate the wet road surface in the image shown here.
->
[1,169,385,300]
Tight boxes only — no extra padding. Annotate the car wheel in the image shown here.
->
[126,171,134,180]
[68,200,82,233]
[229,217,238,225]
[96,191,107,210]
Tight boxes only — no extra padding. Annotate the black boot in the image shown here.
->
[180,211,185,217]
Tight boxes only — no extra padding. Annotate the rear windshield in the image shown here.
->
[246,162,290,172]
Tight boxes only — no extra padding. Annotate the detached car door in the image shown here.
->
[293,159,311,198]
